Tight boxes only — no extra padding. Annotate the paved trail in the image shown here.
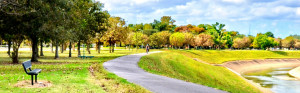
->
[103,52,227,93]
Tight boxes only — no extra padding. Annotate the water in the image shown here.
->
[243,67,300,93]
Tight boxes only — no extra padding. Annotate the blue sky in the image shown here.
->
[97,0,300,38]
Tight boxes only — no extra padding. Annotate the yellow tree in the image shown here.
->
[101,17,128,53]
[183,33,194,49]
[170,32,185,49]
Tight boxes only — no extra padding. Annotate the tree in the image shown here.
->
[282,36,295,50]
[149,33,160,48]
[253,34,276,50]
[143,29,159,36]
[102,17,128,53]
[212,22,226,49]
[294,39,300,49]
[152,19,167,31]
[160,16,176,31]
[157,31,171,48]
[290,35,300,39]
[124,32,134,50]
[133,32,148,51]
[170,33,185,49]
[0,0,28,63]
[265,31,274,38]
[143,23,153,30]
[183,33,194,49]
[233,37,252,49]
[194,34,214,49]
[221,32,234,48]
[274,38,282,49]
[148,31,171,48]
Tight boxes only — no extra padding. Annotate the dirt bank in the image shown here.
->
[223,59,300,74]
[289,66,300,79]
[222,59,300,93]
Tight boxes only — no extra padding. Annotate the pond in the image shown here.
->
[243,67,300,93]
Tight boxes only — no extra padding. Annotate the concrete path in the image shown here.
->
[103,52,227,93]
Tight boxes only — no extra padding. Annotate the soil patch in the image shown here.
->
[14,80,52,88]
[289,66,300,79]
[223,59,300,74]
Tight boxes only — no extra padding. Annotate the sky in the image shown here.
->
[97,0,300,38]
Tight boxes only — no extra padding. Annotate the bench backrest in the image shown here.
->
[22,60,32,74]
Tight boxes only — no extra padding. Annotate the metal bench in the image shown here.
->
[22,60,42,85]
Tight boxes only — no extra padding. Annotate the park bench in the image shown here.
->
[22,60,42,85]
[78,56,94,59]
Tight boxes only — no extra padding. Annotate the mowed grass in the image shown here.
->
[0,47,151,93]
[139,51,262,93]
[177,50,300,64]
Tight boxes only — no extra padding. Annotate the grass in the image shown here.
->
[177,50,300,64]
[0,47,151,93]
[139,50,271,93]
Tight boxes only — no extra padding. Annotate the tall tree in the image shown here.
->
[0,0,28,63]
[253,34,276,50]
[170,32,185,49]
[102,17,128,53]
[265,32,274,38]
[282,36,295,50]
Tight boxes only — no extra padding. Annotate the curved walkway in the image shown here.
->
[103,52,226,93]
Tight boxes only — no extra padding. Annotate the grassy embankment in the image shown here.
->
[0,47,150,93]
[139,50,300,93]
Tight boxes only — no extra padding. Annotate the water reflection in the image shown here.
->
[243,67,300,93]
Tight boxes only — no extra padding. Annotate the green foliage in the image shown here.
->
[170,32,185,48]
[253,34,276,50]
[178,50,300,64]
[149,31,171,48]
[143,29,159,36]
[143,23,153,30]
[282,36,295,48]
[265,32,274,38]
[290,35,300,39]
[139,51,261,93]
[132,32,148,46]
[221,33,233,48]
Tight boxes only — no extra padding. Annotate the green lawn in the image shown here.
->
[178,50,300,64]
[0,48,150,93]
[138,50,300,93]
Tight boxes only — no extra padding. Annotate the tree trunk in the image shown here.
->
[87,43,91,54]
[0,38,2,45]
[61,43,64,53]
[55,41,59,59]
[7,39,11,56]
[69,41,72,57]
[31,37,38,62]
[78,40,81,56]
[97,39,101,54]
[51,42,54,53]
[40,40,44,56]
[109,42,112,53]
[12,41,22,64]
[112,44,115,53]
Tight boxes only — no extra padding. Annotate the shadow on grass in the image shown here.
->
[270,51,288,56]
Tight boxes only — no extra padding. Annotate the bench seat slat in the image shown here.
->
[28,69,42,75]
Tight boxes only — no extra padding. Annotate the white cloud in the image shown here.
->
[297,7,300,16]
[222,0,246,4]
[98,0,300,38]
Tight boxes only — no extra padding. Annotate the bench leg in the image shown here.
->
[31,75,34,85]
[35,75,37,83]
